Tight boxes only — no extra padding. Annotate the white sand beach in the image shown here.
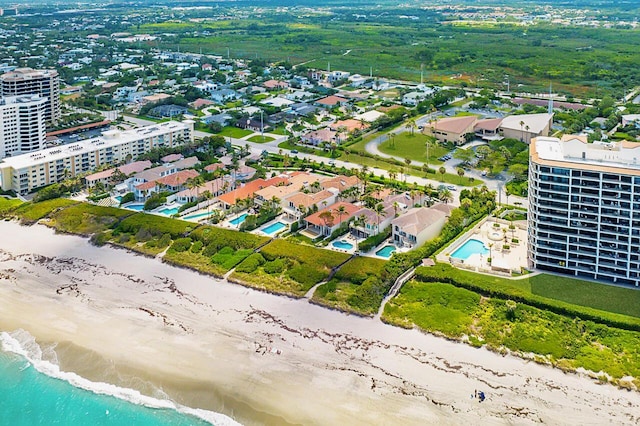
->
[0,220,639,425]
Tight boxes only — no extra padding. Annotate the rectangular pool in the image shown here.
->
[261,221,287,235]
[184,211,213,221]
[230,213,248,226]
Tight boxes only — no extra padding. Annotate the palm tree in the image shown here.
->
[373,203,385,235]
[519,120,525,142]
[457,168,465,181]
[438,166,446,182]
[407,118,416,136]
[336,205,347,226]
[505,187,511,206]
[439,188,453,204]
[404,158,412,182]
[388,169,398,182]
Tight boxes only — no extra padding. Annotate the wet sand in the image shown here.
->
[0,221,639,425]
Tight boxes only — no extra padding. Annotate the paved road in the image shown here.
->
[122,115,529,208]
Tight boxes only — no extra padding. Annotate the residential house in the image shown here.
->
[129,156,200,200]
[402,91,429,107]
[263,79,289,90]
[300,128,337,146]
[217,176,285,211]
[210,88,240,103]
[201,113,233,126]
[283,189,338,222]
[391,204,454,249]
[156,169,200,192]
[190,98,215,110]
[149,104,188,118]
[329,119,368,134]
[204,163,226,173]
[84,160,152,188]
[174,177,227,203]
[315,95,349,109]
[304,201,360,237]
[350,204,395,239]
[253,172,322,206]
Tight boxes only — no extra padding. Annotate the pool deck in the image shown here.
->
[438,217,528,276]
[326,234,361,254]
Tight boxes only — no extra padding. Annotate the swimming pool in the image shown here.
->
[183,211,213,221]
[451,239,489,260]
[114,195,122,203]
[376,245,396,258]
[332,240,353,250]
[125,204,145,211]
[261,221,287,235]
[230,213,248,226]
[159,207,180,216]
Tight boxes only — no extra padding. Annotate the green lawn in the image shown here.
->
[0,197,23,215]
[530,274,640,319]
[277,141,334,158]
[247,135,275,143]
[219,126,253,138]
[377,131,449,164]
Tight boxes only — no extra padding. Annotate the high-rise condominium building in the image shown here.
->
[0,68,60,125]
[0,95,46,159]
[528,135,640,287]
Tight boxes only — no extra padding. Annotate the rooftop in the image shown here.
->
[531,135,640,175]
[0,121,191,171]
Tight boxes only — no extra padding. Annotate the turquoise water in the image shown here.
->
[184,211,213,221]
[375,245,396,258]
[114,196,122,202]
[159,207,180,216]
[332,240,353,250]
[260,222,287,235]
[0,331,237,426]
[125,204,145,211]
[229,213,247,226]
[451,239,489,260]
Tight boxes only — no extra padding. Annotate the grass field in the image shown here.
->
[529,274,640,318]
[377,132,449,164]
[219,127,253,138]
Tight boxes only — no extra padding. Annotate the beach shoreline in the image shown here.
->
[1,220,639,425]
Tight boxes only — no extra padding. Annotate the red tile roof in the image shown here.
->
[304,201,360,227]
[157,170,200,188]
[316,95,348,106]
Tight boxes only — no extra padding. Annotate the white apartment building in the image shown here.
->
[0,120,194,195]
[0,95,46,159]
[528,135,640,287]
[0,68,60,125]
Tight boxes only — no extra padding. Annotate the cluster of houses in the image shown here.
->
[86,155,454,251]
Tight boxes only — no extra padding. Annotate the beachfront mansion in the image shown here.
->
[528,135,640,287]
[0,120,194,195]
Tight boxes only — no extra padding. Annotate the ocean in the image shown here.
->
[0,330,240,426]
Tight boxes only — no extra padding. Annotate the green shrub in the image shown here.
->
[235,253,266,273]
[334,257,387,285]
[120,192,135,205]
[358,226,391,252]
[191,225,268,251]
[115,214,192,239]
[263,258,287,274]
[287,265,326,287]
[158,233,172,248]
[190,240,203,253]
[170,237,192,252]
